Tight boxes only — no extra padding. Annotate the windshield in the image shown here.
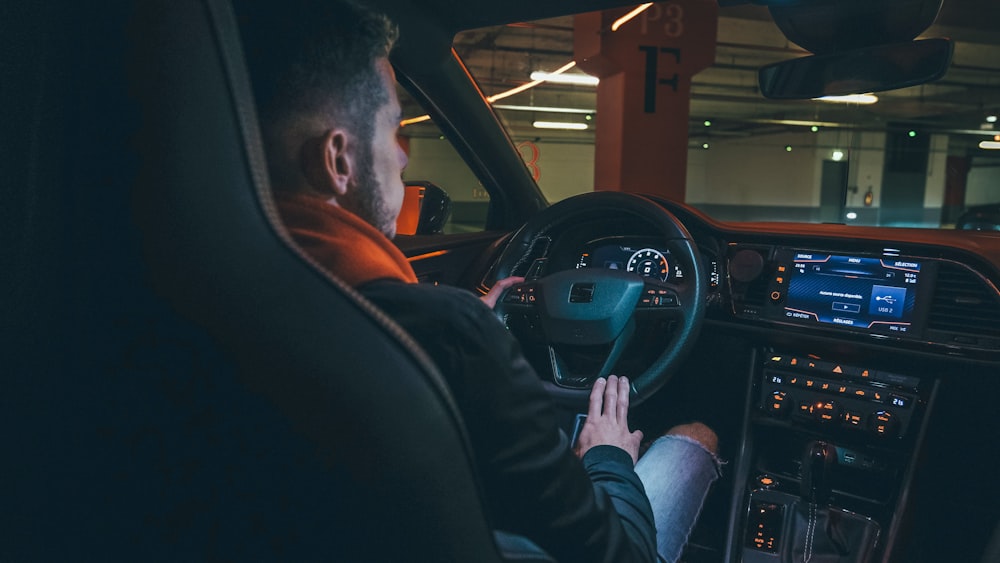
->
[400,4,1000,230]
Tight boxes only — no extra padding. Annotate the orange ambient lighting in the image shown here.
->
[399,114,432,127]
[487,61,579,103]
[407,250,449,262]
[611,3,654,31]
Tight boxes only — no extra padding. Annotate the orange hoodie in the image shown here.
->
[275,192,418,287]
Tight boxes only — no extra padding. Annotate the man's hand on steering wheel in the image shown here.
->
[481,276,525,309]
[574,375,644,465]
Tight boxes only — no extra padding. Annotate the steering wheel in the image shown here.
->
[492,192,706,405]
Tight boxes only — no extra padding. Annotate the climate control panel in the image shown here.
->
[759,354,920,440]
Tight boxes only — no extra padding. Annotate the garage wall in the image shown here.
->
[966,157,1000,205]
[405,131,958,227]
[687,131,820,212]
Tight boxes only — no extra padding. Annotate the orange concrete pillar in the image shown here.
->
[575,1,717,200]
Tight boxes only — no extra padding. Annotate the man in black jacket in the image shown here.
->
[243,2,721,561]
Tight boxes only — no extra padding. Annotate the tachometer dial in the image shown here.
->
[627,248,669,281]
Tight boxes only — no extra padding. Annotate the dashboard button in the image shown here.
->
[868,410,899,438]
[755,474,779,489]
[767,391,790,416]
[810,400,838,423]
[842,410,864,427]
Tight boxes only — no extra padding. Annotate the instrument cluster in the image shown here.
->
[575,237,685,282]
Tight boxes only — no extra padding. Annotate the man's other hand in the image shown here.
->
[574,375,643,465]
[480,276,525,309]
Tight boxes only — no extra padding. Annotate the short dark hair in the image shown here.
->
[239,0,398,191]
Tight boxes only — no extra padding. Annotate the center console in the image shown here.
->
[728,350,936,562]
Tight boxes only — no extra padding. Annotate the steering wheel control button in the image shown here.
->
[503,283,538,305]
[639,285,679,308]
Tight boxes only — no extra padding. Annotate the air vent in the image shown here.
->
[742,274,771,307]
[927,263,1000,338]
[728,247,772,307]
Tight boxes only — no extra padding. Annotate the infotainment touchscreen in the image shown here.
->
[783,252,922,334]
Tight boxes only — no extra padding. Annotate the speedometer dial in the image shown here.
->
[627,248,669,281]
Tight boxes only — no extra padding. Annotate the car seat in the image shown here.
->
[2,0,550,560]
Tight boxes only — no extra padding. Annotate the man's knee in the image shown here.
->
[665,422,718,454]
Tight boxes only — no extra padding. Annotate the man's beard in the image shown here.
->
[342,145,397,238]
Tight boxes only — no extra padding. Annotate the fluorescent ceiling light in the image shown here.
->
[815,94,879,105]
[493,104,595,114]
[528,71,599,86]
[533,121,588,130]
[979,141,1000,150]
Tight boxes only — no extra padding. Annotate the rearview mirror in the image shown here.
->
[396,181,452,236]
[758,38,953,100]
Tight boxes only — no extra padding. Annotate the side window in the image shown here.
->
[397,87,491,235]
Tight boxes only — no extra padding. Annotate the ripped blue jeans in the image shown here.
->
[634,434,723,563]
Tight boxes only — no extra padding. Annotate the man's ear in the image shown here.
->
[301,128,354,197]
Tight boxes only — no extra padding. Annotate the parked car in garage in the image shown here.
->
[956,203,1000,231]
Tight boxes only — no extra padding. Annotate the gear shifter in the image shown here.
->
[743,442,879,562]
[801,441,836,505]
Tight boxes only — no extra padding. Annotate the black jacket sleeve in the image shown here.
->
[360,281,657,563]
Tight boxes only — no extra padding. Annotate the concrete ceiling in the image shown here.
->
[401,1,1000,155]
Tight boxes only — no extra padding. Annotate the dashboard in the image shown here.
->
[511,199,1000,360]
